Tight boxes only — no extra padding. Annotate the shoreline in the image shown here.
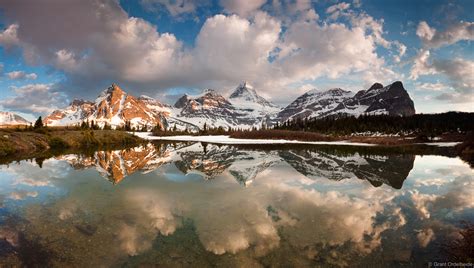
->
[133,132,462,147]
[0,129,143,164]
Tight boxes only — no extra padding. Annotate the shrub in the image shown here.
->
[49,137,69,149]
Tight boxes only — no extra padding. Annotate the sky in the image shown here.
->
[0,0,472,121]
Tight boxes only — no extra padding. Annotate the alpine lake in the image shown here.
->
[0,141,472,267]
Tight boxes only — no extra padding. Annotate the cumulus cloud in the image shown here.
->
[410,50,474,102]
[0,83,68,114]
[0,24,20,48]
[415,81,451,92]
[326,2,350,20]
[417,21,474,49]
[140,0,204,17]
[220,0,267,17]
[6,71,37,80]
[0,0,401,107]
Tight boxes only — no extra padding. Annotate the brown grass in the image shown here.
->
[0,129,143,162]
[229,129,336,142]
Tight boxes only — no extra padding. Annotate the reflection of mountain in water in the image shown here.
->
[56,142,414,188]
[279,149,414,189]
[58,143,177,184]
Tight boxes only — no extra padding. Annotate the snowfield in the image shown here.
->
[132,132,463,147]
[132,132,377,146]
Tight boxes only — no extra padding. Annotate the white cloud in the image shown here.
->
[326,2,350,19]
[415,81,451,92]
[0,84,68,114]
[220,0,267,17]
[140,0,203,16]
[417,21,474,49]
[410,50,474,102]
[6,71,37,80]
[0,24,20,48]
[0,0,401,107]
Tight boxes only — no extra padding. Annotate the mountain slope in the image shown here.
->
[45,84,167,130]
[278,81,415,122]
[278,88,354,122]
[0,111,30,125]
[171,83,280,129]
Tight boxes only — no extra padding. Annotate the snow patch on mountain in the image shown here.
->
[0,111,30,125]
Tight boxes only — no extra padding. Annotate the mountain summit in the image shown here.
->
[229,82,279,109]
[43,81,415,131]
[45,84,167,130]
[278,81,415,122]
[0,111,30,125]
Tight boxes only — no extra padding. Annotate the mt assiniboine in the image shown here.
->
[44,81,415,130]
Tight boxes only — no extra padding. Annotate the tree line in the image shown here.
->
[274,112,474,136]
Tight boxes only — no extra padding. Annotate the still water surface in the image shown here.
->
[0,142,472,267]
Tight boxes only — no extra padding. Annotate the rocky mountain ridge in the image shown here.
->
[43,81,415,130]
[277,81,415,122]
[0,111,30,125]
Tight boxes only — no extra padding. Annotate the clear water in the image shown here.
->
[0,142,472,267]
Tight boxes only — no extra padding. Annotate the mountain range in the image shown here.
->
[1,81,415,130]
[0,111,30,126]
[58,143,414,189]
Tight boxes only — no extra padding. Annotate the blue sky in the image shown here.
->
[0,0,473,120]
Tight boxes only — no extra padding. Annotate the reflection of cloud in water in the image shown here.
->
[0,146,472,265]
[8,190,38,200]
[408,174,474,219]
[118,224,153,256]
[126,189,181,236]
[416,228,435,248]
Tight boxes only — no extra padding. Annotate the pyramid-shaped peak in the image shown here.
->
[70,99,92,106]
[202,88,219,96]
[368,83,384,91]
[239,81,254,89]
[107,83,125,94]
[230,82,258,99]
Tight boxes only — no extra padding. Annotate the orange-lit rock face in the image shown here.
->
[59,144,171,184]
[44,83,166,130]
[44,100,94,125]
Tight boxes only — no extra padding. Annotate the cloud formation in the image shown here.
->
[417,21,474,49]
[6,71,37,80]
[0,83,68,114]
[0,0,402,108]
[220,0,267,17]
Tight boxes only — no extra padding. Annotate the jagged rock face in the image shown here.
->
[174,95,190,109]
[44,84,167,130]
[278,81,415,122]
[44,80,415,131]
[229,82,278,109]
[277,88,353,122]
[333,81,415,116]
[43,100,95,126]
[171,83,280,129]
[0,111,30,125]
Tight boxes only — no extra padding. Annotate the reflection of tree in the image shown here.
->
[35,157,45,168]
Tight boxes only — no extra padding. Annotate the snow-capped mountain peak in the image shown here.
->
[0,111,30,125]
[229,81,278,109]
[45,83,167,130]
[278,81,415,122]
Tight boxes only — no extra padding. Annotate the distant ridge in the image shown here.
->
[43,81,415,130]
